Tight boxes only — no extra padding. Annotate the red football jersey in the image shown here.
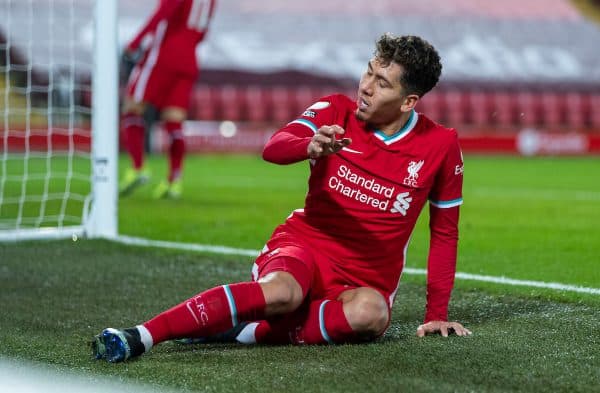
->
[263,94,464,322]
[127,0,217,76]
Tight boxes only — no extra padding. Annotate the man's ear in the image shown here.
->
[401,94,419,112]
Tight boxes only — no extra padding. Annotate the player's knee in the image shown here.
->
[344,291,389,338]
[259,272,304,315]
[264,283,303,314]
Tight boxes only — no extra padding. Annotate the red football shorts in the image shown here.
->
[252,229,392,307]
[126,60,196,110]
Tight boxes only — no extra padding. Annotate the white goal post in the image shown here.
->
[0,0,118,241]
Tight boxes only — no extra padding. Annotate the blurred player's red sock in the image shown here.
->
[250,299,355,345]
[122,112,145,169]
[142,282,266,345]
[165,121,185,182]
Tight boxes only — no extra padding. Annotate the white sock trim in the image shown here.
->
[136,325,154,352]
[235,322,259,344]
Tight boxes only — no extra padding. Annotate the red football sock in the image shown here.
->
[122,112,145,169]
[164,121,185,182]
[254,299,355,345]
[143,282,266,344]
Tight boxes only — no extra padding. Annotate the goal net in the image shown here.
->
[0,0,117,241]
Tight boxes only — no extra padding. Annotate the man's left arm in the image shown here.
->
[417,205,471,337]
[418,133,471,337]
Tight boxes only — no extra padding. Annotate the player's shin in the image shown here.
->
[253,299,356,345]
[142,282,266,347]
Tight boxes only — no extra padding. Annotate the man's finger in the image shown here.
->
[328,138,352,153]
[318,126,336,137]
[440,325,449,337]
[318,125,346,138]
[416,323,437,337]
[452,324,465,336]
[313,134,332,145]
[340,138,352,147]
[330,125,345,135]
[454,324,472,336]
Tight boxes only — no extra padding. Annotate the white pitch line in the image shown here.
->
[115,235,260,257]
[403,268,600,295]
[469,188,600,202]
[114,235,600,295]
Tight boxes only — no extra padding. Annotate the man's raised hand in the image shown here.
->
[307,125,352,159]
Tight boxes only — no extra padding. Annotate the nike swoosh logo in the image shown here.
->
[342,147,363,154]
[186,302,201,325]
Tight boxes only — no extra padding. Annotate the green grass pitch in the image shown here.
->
[0,154,599,392]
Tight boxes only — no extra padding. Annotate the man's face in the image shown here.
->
[356,58,413,127]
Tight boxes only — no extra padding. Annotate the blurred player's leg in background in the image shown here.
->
[153,106,187,199]
[143,104,161,153]
[119,97,150,196]
[151,74,196,199]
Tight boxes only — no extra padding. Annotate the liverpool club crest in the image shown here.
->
[403,160,424,187]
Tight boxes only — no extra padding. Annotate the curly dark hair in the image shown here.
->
[375,33,442,97]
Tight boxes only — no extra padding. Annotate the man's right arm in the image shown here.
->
[263,95,350,165]
[262,125,313,165]
[127,0,183,53]
[263,124,351,165]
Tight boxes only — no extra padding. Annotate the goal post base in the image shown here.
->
[0,226,85,242]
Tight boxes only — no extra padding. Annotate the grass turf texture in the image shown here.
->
[1,154,599,392]
[0,240,598,393]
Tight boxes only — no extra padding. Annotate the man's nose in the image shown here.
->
[360,79,373,96]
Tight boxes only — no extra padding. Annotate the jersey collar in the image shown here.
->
[373,110,419,145]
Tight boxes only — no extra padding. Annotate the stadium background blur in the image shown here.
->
[2,0,600,156]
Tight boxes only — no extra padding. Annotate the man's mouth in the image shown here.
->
[357,97,369,110]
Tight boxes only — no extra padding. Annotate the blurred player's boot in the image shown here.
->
[175,322,250,345]
[91,327,146,363]
[119,167,150,197]
[152,179,182,199]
